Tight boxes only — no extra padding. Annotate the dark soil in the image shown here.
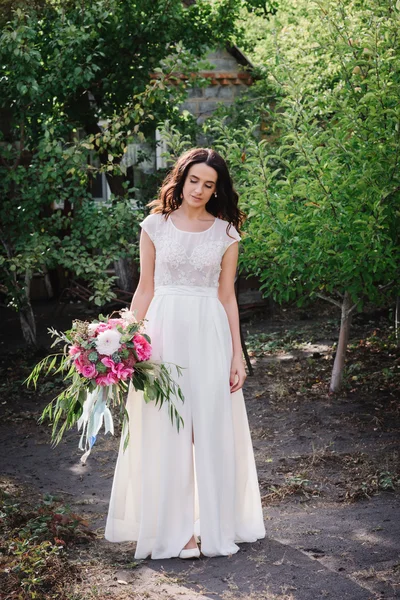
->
[0,299,399,600]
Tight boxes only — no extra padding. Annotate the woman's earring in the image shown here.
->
[215,192,218,198]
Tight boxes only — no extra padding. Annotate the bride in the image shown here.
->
[105,147,265,559]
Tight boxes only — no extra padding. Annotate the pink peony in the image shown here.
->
[101,356,116,370]
[99,356,134,381]
[95,374,110,386]
[95,372,119,386]
[81,364,97,379]
[68,345,80,356]
[96,322,113,334]
[107,372,120,385]
[112,362,134,380]
[133,334,152,362]
[108,318,125,327]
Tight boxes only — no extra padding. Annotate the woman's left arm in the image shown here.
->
[218,241,247,393]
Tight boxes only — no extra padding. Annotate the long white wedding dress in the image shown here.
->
[105,212,265,559]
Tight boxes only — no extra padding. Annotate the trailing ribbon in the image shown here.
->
[77,386,114,464]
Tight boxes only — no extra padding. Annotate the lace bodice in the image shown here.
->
[139,213,241,289]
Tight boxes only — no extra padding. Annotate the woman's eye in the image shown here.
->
[189,179,213,189]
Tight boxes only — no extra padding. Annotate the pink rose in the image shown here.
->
[133,334,152,362]
[81,364,97,379]
[69,345,80,356]
[74,361,85,375]
[75,352,90,368]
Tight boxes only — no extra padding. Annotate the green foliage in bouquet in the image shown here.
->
[25,313,184,453]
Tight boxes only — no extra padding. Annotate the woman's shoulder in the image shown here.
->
[141,211,165,224]
[140,212,169,227]
[215,217,241,242]
[140,212,166,241]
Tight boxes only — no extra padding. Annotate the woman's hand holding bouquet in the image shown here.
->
[26,308,184,463]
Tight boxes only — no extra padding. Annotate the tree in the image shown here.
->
[197,0,400,391]
[0,0,241,345]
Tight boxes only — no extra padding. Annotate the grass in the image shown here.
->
[262,473,321,505]
[260,447,400,506]
[245,328,319,355]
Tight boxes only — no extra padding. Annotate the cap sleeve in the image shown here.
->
[225,224,241,249]
[139,213,158,242]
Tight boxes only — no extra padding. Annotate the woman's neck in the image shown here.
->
[176,204,213,221]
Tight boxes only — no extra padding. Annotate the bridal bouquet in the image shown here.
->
[26,308,184,463]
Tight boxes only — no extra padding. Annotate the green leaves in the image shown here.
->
[1,0,242,342]
[133,360,185,431]
[198,0,400,312]
[34,353,185,449]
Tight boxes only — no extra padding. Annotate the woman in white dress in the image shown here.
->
[105,148,265,559]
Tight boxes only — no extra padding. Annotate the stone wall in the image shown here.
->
[179,48,253,124]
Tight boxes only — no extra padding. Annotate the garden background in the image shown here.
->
[0,1,399,599]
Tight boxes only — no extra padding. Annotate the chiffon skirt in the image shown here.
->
[105,285,265,559]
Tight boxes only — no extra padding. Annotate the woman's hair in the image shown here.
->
[147,147,246,234]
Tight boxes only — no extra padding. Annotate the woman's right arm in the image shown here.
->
[129,230,155,321]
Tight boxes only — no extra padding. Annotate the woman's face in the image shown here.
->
[181,163,217,210]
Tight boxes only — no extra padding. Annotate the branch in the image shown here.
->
[332,289,344,300]
[348,301,359,316]
[295,132,337,218]
[315,292,342,309]
[378,280,395,293]
[12,121,25,171]
[380,185,400,206]
[0,226,13,259]
[317,290,360,317]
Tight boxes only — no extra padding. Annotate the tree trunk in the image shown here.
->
[395,296,400,347]
[0,231,38,347]
[330,291,353,393]
[19,303,37,346]
[114,257,139,292]
[42,265,54,298]
[19,270,37,347]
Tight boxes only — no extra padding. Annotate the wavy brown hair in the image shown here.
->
[147,148,246,235]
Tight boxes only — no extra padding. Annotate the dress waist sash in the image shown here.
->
[154,285,218,298]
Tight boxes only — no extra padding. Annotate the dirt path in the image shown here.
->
[1,301,399,599]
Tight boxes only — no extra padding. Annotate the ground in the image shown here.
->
[0,299,399,600]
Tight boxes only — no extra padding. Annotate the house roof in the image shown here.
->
[225,45,254,70]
